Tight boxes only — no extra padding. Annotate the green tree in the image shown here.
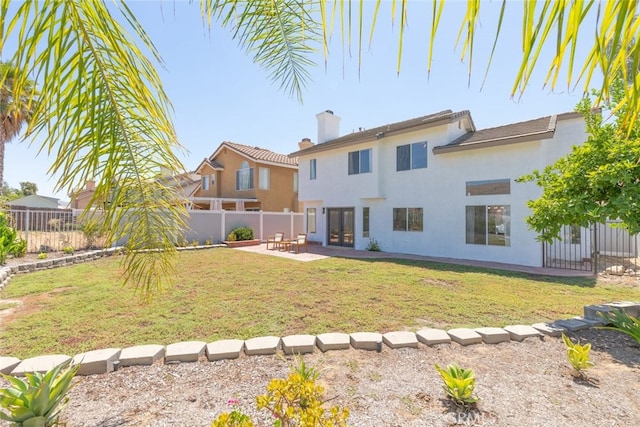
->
[19,181,36,195]
[521,77,640,241]
[0,182,20,201]
[0,62,35,189]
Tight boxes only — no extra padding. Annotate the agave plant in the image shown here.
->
[599,308,640,345]
[561,333,595,374]
[0,360,79,427]
[434,363,479,405]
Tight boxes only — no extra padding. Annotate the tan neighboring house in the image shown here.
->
[69,180,97,210]
[190,141,299,212]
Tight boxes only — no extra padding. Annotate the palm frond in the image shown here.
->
[202,0,320,103]
[2,1,187,297]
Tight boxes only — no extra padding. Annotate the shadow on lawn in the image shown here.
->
[328,255,598,288]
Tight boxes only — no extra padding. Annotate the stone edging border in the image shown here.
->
[2,300,639,377]
[1,248,638,379]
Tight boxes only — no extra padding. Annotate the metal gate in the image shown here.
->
[543,221,639,274]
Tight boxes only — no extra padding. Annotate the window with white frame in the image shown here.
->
[396,142,427,171]
[310,159,317,180]
[293,172,298,193]
[465,205,510,246]
[259,167,270,190]
[307,208,316,233]
[202,175,209,191]
[393,207,423,231]
[236,161,254,191]
[348,149,372,175]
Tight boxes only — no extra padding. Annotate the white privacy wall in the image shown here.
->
[297,116,587,267]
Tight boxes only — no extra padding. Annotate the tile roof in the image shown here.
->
[218,141,298,167]
[289,110,472,156]
[433,112,583,154]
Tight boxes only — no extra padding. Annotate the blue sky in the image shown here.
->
[4,1,599,199]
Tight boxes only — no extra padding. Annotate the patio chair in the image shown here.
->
[266,232,284,250]
[290,233,308,254]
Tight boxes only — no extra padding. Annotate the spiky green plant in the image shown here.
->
[0,359,79,426]
[599,308,640,345]
[561,333,595,374]
[434,363,479,405]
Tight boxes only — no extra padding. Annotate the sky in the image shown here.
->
[4,1,600,199]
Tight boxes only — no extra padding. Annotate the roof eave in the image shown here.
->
[289,116,456,157]
[432,130,555,155]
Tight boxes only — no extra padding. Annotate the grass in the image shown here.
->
[1,248,638,359]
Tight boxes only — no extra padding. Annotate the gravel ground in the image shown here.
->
[53,328,639,427]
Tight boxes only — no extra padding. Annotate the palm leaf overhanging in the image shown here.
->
[1,0,187,297]
[325,1,639,130]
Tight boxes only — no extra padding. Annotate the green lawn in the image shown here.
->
[1,248,638,359]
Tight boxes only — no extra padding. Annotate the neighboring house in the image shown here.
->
[190,141,299,212]
[289,109,589,268]
[69,172,200,210]
[8,194,61,209]
[157,171,201,205]
[69,180,96,209]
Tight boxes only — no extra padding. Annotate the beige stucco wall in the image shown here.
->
[194,146,299,212]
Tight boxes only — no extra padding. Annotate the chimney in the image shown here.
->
[316,110,340,143]
[298,137,314,150]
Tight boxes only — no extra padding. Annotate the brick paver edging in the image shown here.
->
[1,300,639,377]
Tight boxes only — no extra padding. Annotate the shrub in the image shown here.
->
[256,357,349,426]
[38,252,48,260]
[79,216,105,250]
[366,238,381,252]
[211,398,254,427]
[10,238,27,258]
[227,227,254,242]
[434,363,479,405]
[599,308,640,345]
[562,333,594,374]
[0,212,18,265]
[212,358,349,427]
[0,359,79,426]
[62,246,75,255]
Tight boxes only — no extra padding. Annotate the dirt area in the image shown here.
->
[55,328,639,426]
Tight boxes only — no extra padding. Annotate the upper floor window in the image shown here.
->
[466,179,510,196]
[202,175,209,191]
[236,161,254,191]
[293,172,298,193]
[348,149,372,175]
[397,142,427,171]
[310,159,317,180]
[259,167,270,190]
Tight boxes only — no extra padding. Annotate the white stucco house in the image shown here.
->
[289,109,589,268]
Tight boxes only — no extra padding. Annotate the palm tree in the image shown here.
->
[1,0,638,296]
[0,62,35,189]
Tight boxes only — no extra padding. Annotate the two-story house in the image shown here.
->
[289,109,588,268]
[191,141,299,212]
